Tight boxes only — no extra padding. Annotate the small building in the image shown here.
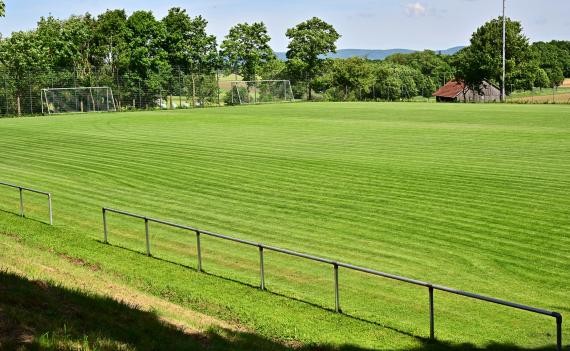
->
[433,80,501,103]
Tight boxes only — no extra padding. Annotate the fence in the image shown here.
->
[102,206,563,350]
[0,181,52,225]
[0,68,223,116]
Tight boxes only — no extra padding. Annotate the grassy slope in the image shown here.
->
[0,214,413,351]
[0,102,568,349]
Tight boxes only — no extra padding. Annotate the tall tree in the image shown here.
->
[456,17,533,93]
[34,15,96,73]
[0,30,50,112]
[162,8,218,72]
[286,17,340,100]
[60,15,96,76]
[92,9,130,77]
[532,41,568,86]
[125,11,170,91]
[0,1,5,17]
[162,7,219,105]
[0,31,48,75]
[220,22,274,81]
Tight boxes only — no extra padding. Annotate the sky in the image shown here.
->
[1,0,569,51]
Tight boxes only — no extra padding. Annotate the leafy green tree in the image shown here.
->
[92,10,130,76]
[34,15,96,74]
[162,8,218,72]
[457,17,532,95]
[286,17,340,100]
[372,63,422,101]
[534,68,551,89]
[0,30,50,112]
[0,1,5,17]
[387,50,454,80]
[35,16,64,68]
[331,57,375,100]
[162,8,219,105]
[61,15,96,75]
[258,58,286,80]
[531,41,568,86]
[220,22,274,81]
[0,31,48,76]
[551,41,570,76]
[125,11,171,99]
[387,50,454,95]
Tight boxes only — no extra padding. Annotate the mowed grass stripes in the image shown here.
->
[0,102,569,349]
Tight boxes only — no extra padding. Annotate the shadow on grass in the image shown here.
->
[0,208,50,226]
[0,268,562,351]
[0,269,365,351]
[404,341,564,351]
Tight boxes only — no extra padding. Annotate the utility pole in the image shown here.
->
[501,0,506,102]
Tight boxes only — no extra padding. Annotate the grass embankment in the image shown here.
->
[0,213,561,351]
[0,102,568,349]
[0,213,433,350]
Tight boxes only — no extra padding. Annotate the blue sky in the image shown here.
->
[1,0,569,51]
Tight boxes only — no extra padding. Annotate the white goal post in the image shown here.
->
[41,87,117,115]
[229,80,294,105]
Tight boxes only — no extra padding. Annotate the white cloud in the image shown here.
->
[405,2,427,17]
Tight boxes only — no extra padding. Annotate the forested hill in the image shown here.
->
[275,46,465,60]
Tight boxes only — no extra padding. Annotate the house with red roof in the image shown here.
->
[433,80,500,103]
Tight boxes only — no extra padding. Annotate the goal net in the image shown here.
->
[41,87,117,114]
[229,80,294,105]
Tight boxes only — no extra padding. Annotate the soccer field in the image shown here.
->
[0,102,569,349]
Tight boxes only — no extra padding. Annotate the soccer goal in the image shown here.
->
[229,80,294,105]
[41,87,117,115]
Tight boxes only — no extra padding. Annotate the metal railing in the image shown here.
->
[102,206,562,350]
[0,181,53,225]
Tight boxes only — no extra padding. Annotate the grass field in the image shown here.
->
[0,102,569,350]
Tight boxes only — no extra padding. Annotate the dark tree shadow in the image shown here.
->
[0,270,565,351]
[401,340,565,351]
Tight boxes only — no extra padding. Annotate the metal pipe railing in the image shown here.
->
[102,206,563,350]
[0,181,53,225]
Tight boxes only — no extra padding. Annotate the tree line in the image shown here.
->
[0,5,568,106]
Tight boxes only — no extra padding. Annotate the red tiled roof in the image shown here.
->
[432,80,465,98]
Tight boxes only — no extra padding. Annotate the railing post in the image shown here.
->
[196,231,202,272]
[259,245,265,290]
[48,193,53,225]
[144,218,151,256]
[429,286,435,340]
[334,263,341,313]
[18,187,24,217]
[102,208,108,244]
[556,314,562,351]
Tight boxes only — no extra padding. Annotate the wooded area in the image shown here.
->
[0,5,569,115]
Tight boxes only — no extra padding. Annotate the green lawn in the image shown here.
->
[0,102,568,350]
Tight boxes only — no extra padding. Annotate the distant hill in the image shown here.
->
[275,46,465,61]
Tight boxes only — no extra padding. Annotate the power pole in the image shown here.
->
[501,0,506,102]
